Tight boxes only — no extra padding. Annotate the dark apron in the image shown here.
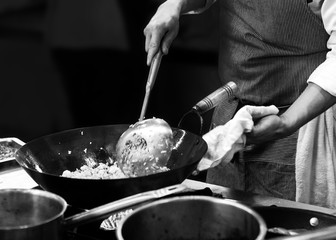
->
[207,0,329,200]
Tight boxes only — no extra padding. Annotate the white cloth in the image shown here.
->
[296,105,336,209]
[196,105,279,172]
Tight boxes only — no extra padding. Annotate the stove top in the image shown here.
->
[61,188,336,240]
[63,188,215,240]
[2,136,336,240]
[66,221,117,240]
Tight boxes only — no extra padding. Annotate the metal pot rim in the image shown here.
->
[116,195,267,240]
[0,188,67,230]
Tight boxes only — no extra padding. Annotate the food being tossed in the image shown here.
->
[61,118,173,179]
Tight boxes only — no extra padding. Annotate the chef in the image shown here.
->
[144,0,336,208]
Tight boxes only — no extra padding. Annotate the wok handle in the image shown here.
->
[177,81,238,135]
[64,184,186,228]
[193,81,238,115]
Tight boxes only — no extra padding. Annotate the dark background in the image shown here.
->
[0,0,220,142]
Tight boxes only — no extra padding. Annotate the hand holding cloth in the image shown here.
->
[196,105,279,172]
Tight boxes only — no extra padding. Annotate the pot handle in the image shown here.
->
[270,225,336,240]
[64,184,186,228]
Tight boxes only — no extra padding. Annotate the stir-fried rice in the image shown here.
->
[61,162,127,179]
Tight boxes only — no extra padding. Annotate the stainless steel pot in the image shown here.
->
[0,185,185,240]
[116,195,267,240]
[0,189,67,240]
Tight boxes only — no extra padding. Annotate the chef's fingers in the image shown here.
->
[144,30,152,53]
[245,105,279,119]
[161,24,179,55]
[145,29,165,66]
[245,114,283,145]
[144,26,178,66]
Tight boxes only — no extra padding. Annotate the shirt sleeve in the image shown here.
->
[185,0,216,14]
[307,0,336,97]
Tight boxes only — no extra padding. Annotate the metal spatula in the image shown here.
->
[116,49,174,177]
[139,49,163,121]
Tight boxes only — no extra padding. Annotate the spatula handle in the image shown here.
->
[139,50,163,121]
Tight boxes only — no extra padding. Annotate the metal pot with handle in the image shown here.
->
[116,195,267,240]
[0,185,185,240]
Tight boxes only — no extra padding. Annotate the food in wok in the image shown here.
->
[61,158,169,179]
[62,120,173,179]
[61,162,127,179]
[15,124,207,208]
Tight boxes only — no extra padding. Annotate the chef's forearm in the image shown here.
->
[280,83,336,136]
[163,0,208,15]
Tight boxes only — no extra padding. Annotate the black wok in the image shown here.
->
[15,124,207,209]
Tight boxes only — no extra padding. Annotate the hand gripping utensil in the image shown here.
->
[116,49,174,177]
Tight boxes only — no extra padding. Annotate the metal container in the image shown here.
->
[0,138,25,171]
[0,189,67,240]
[0,185,186,240]
[116,195,267,240]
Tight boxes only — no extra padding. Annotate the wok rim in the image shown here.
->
[15,124,207,181]
[14,124,207,208]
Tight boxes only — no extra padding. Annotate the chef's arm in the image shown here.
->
[248,0,336,144]
[144,0,211,65]
[165,0,209,14]
[246,83,336,144]
[280,0,336,137]
[279,83,336,136]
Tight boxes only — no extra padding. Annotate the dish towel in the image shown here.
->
[296,105,336,209]
[196,105,279,172]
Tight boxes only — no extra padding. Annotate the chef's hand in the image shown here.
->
[144,1,181,65]
[195,105,279,174]
[247,83,336,144]
[246,114,287,145]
